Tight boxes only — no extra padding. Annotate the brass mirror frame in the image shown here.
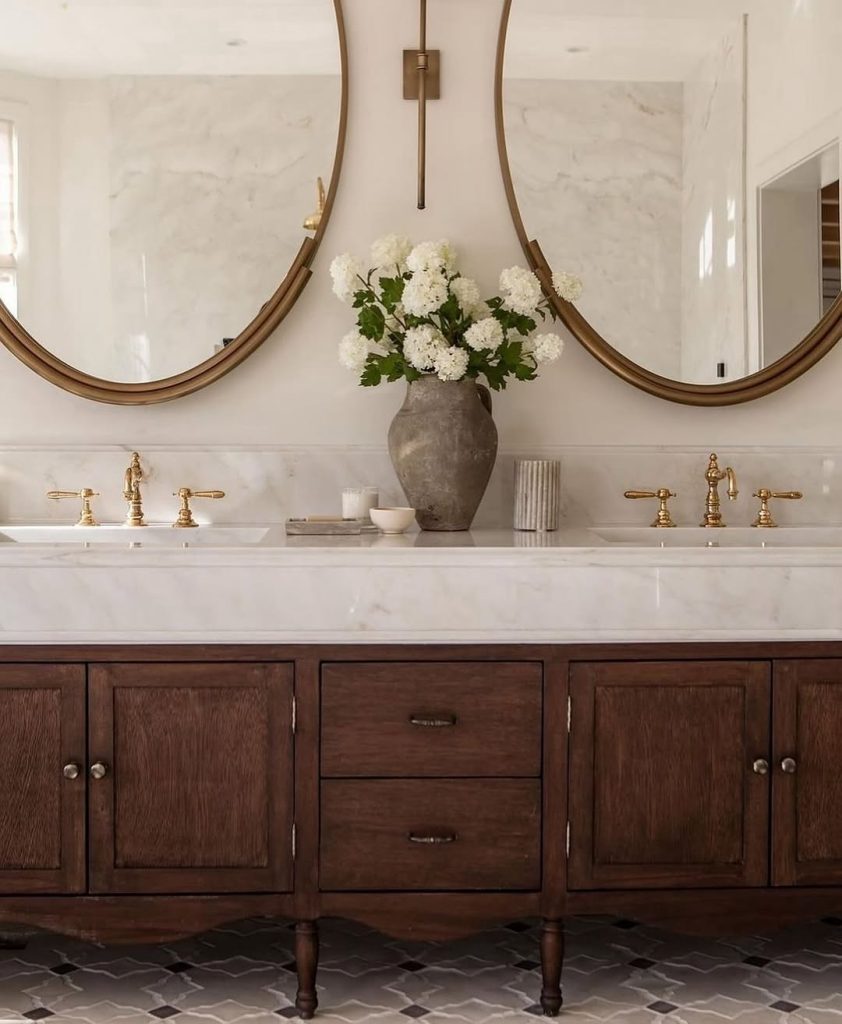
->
[0,0,348,406]
[495,0,842,406]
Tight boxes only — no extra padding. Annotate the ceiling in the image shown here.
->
[0,0,340,77]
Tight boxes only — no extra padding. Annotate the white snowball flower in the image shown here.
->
[406,239,457,275]
[330,252,362,304]
[434,345,470,382]
[403,269,448,317]
[338,330,369,372]
[450,276,486,319]
[371,234,412,272]
[499,265,543,317]
[403,325,447,371]
[552,270,584,303]
[464,317,504,352]
[531,332,564,364]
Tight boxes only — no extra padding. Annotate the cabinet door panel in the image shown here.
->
[774,661,842,885]
[89,663,293,894]
[0,665,85,894]
[569,661,771,890]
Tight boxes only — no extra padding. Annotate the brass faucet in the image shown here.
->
[701,453,738,527]
[624,488,677,528]
[122,452,147,527]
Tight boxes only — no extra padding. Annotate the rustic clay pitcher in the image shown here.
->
[388,376,498,531]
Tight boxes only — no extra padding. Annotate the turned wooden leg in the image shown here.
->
[294,921,319,1019]
[540,919,564,1016]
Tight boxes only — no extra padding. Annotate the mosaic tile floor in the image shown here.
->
[0,916,841,1024]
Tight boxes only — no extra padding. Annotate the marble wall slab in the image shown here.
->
[0,444,838,531]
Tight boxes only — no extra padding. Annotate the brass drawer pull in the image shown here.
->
[408,832,457,845]
[62,763,81,780]
[408,713,457,728]
[781,757,797,774]
[89,761,109,780]
[752,758,769,776]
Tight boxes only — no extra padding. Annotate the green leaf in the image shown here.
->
[379,276,405,313]
[360,359,383,387]
[514,363,537,381]
[358,305,386,341]
[352,287,376,309]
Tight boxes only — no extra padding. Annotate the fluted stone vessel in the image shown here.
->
[388,377,498,531]
[514,459,561,531]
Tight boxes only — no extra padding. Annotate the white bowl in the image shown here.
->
[370,507,417,534]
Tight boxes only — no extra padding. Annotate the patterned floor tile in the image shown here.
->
[0,918,840,1022]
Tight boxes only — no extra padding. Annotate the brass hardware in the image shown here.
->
[172,487,226,528]
[303,177,326,232]
[405,0,440,209]
[408,832,457,844]
[752,758,769,776]
[624,488,677,528]
[494,1,842,408]
[751,488,804,528]
[89,761,108,780]
[63,763,81,780]
[701,454,738,527]
[47,488,100,527]
[403,48,441,99]
[123,452,147,527]
[781,757,797,774]
[0,4,349,407]
[409,713,457,728]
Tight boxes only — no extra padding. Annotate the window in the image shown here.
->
[0,118,18,316]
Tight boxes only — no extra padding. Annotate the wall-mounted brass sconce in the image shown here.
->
[302,177,326,232]
[403,0,440,209]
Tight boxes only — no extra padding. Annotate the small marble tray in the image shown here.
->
[285,518,377,536]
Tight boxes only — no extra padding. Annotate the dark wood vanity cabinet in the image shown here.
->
[88,663,295,894]
[0,665,85,894]
[2,645,842,1020]
[568,660,771,890]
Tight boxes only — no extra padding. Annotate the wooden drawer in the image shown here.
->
[320,779,541,891]
[321,661,542,777]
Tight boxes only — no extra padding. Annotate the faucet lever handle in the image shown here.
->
[624,488,677,528]
[751,488,804,529]
[172,487,226,528]
[47,488,100,527]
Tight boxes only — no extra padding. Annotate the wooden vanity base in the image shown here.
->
[1,642,842,1016]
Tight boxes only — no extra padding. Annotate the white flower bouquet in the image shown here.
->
[330,237,582,390]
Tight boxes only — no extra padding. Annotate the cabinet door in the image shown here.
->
[0,665,85,894]
[774,661,842,885]
[89,663,294,894]
[569,661,771,890]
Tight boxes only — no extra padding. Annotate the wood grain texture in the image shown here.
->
[541,657,567,918]
[295,921,319,1019]
[569,661,771,889]
[774,660,842,885]
[540,920,564,1016]
[321,661,542,777]
[89,663,294,894]
[0,665,85,894]
[320,779,541,892]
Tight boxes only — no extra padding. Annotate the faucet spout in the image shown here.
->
[726,466,738,501]
[701,452,738,527]
[123,452,147,527]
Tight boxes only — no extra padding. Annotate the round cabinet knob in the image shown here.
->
[781,757,798,775]
[752,758,769,776]
[89,761,109,780]
[62,763,81,780]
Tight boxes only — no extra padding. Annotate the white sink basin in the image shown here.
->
[0,525,272,547]
[591,527,842,547]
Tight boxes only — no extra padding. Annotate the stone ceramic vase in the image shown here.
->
[388,376,498,531]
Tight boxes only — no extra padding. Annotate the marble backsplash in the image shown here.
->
[0,444,838,531]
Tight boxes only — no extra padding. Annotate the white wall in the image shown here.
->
[1,0,842,453]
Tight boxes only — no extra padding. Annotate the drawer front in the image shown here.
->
[320,779,541,891]
[321,661,542,777]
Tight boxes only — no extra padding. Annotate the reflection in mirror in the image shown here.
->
[501,0,842,390]
[0,0,342,384]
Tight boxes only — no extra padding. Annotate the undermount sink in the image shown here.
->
[591,527,842,547]
[0,525,273,546]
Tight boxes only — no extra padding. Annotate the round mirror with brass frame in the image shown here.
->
[495,0,842,407]
[0,0,348,405]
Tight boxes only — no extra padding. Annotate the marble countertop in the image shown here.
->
[2,525,841,644]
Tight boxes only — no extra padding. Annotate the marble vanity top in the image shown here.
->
[1,523,840,644]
